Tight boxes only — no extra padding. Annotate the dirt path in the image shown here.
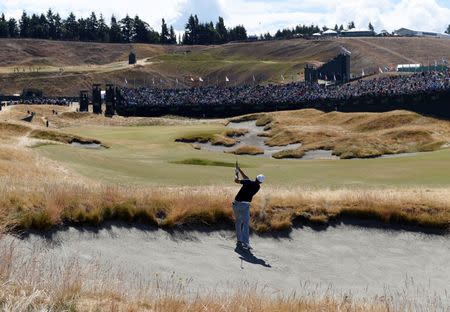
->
[352,38,418,64]
[8,225,449,307]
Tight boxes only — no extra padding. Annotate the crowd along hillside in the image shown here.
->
[0,36,449,96]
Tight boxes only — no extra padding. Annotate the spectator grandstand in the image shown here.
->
[116,71,450,117]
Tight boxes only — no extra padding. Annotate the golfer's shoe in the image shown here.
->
[242,243,253,251]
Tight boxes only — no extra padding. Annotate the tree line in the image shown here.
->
[0,10,248,45]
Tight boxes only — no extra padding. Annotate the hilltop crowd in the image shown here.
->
[18,98,72,105]
[119,71,450,108]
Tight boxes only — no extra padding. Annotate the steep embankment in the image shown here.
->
[0,37,449,95]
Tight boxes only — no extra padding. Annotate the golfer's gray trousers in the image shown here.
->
[232,201,250,244]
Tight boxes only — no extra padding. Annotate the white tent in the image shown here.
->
[323,29,338,36]
[312,33,322,37]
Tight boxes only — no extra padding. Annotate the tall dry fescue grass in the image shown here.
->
[2,180,449,232]
[259,109,450,159]
[0,230,445,311]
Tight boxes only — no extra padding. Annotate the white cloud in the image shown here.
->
[0,0,449,34]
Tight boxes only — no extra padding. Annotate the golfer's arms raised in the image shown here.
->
[238,167,249,180]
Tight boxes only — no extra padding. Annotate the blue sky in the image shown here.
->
[1,0,449,34]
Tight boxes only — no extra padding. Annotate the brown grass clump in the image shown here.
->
[272,149,306,159]
[228,145,265,155]
[176,130,238,147]
[263,109,450,159]
[29,129,102,145]
[224,128,249,137]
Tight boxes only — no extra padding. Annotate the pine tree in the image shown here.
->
[0,14,8,38]
[368,22,374,32]
[160,18,169,44]
[19,11,30,38]
[215,16,227,43]
[53,13,62,40]
[8,18,19,38]
[47,9,56,39]
[120,15,133,42]
[334,24,339,31]
[63,12,78,40]
[348,21,355,29]
[446,25,450,34]
[169,25,176,44]
[109,15,122,43]
[87,12,98,41]
[97,14,109,42]
[133,16,149,43]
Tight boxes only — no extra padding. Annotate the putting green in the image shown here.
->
[36,124,450,188]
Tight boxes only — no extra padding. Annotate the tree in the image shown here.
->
[368,22,374,32]
[446,25,450,34]
[339,24,344,31]
[215,16,227,43]
[86,12,98,41]
[19,11,30,37]
[63,12,78,40]
[0,14,8,38]
[348,21,355,29]
[47,9,56,39]
[334,24,339,31]
[97,14,109,42]
[133,16,148,43]
[169,25,176,44]
[160,18,169,43]
[109,15,122,43]
[8,18,19,38]
[53,13,63,40]
[120,15,133,42]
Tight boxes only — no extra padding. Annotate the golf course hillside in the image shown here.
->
[0,104,449,233]
[0,37,449,95]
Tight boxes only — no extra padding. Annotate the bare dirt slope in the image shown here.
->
[0,37,448,96]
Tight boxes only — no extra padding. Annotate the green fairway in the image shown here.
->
[36,123,450,188]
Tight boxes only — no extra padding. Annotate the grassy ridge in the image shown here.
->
[2,184,449,232]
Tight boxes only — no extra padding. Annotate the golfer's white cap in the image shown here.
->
[256,174,265,183]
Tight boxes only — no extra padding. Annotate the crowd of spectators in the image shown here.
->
[119,71,450,109]
[17,98,72,105]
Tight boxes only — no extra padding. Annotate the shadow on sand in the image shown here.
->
[234,246,271,268]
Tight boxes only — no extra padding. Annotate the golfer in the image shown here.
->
[233,164,265,250]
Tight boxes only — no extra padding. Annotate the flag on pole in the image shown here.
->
[125,78,128,85]
[281,74,285,81]
[225,76,230,82]
[252,75,255,82]
[190,77,194,82]
[176,78,179,85]
[379,67,383,74]
[199,77,204,82]
[361,69,365,77]
[152,78,155,85]
[333,75,336,81]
